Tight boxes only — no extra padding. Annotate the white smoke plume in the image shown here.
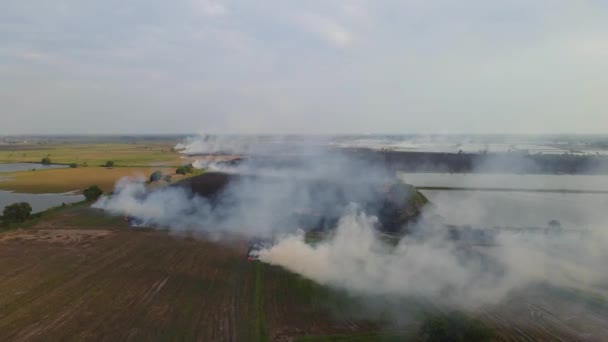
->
[175,134,253,155]
[258,204,608,308]
[95,134,608,313]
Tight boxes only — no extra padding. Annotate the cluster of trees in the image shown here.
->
[176,164,194,175]
[2,185,104,225]
[39,157,98,168]
[2,202,32,223]
[149,171,173,183]
[83,185,103,202]
[149,170,163,182]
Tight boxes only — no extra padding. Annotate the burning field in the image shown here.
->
[3,135,608,341]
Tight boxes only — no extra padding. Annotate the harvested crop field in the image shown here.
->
[0,206,375,341]
[0,143,182,166]
[0,167,186,193]
[3,205,605,341]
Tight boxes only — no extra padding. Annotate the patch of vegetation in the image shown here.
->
[253,262,268,342]
[2,202,32,223]
[41,156,51,165]
[149,170,163,183]
[57,207,127,228]
[418,311,494,342]
[84,185,103,202]
[104,160,115,167]
[69,163,78,168]
[176,164,194,175]
[1,201,87,232]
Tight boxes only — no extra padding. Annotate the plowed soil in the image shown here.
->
[0,206,375,341]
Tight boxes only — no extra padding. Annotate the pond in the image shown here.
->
[0,190,84,214]
[0,163,68,173]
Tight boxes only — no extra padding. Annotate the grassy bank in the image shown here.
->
[0,201,88,232]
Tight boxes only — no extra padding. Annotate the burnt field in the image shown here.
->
[175,172,428,234]
[347,149,608,174]
[216,149,608,175]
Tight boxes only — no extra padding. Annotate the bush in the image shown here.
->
[3,202,32,223]
[176,164,194,175]
[69,163,78,168]
[83,185,103,202]
[104,160,114,167]
[419,311,493,342]
[41,157,51,165]
[163,175,172,183]
[149,170,163,183]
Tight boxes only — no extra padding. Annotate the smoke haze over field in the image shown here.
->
[93,134,608,311]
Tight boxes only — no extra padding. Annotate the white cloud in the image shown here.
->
[2,1,608,134]
[296,13,353,47]
[196,0,227,16]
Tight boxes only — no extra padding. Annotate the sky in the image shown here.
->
[1,0,608,135]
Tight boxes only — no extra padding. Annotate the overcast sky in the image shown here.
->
[1,0,608,135]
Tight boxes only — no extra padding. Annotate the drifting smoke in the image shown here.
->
[95,134,608,310]
[175,134,253,155]
[176,134,330,156]
[258,205,608,307]
[257,206,508,306]
[191,158,240,173]
[94,143,394,238]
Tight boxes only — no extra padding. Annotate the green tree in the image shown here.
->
[69,163,78,168]
[149,170,163,183]
[104,160,114,167]
[176,164,194,175]
[41,157,51,165]
[3,202,32,223]
[83,185,103,202]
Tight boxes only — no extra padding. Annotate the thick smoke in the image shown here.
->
[175,134,253,155]
[95,134,608,311]
[257,206,509,306]
[258,204,608,307]
[95,142,393,238]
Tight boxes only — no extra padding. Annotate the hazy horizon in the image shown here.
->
[2,1,608,135]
